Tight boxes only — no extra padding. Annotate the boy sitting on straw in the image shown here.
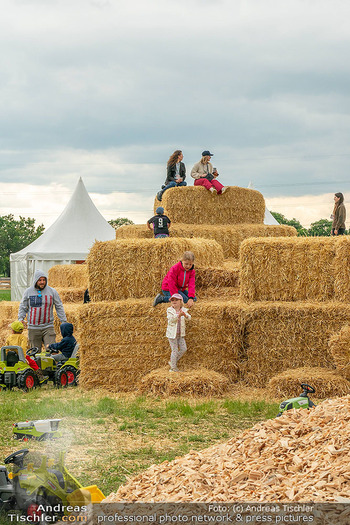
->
[166,293,191,372]
[147,206,171,238]
[153,251,196,307]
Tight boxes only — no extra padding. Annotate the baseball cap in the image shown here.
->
[202,150,214,157]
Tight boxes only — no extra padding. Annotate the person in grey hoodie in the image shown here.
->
[18,269,67,349]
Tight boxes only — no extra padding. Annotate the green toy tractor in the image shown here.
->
[277,383,316,417]
[0,346,39,392]
[27,343,79,388]
[13,419,62,441]
[0,448,105,521]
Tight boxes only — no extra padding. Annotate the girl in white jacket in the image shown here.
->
[166,293,191,372]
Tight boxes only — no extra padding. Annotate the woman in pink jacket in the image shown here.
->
[153,251,196,307]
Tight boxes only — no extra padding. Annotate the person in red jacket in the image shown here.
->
[153,251,196,307]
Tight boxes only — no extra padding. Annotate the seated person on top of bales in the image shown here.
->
[147,207,171,238]
[47,322,76,362]
[18,269,67,349]
[153,251,196,307]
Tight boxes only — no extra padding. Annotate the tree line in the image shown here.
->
[271,212,346,237]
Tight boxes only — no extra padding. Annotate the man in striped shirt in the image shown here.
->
[18,269,67,350]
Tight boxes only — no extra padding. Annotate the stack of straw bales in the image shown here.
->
[0,301,21,346]
[240,302,350,386]
[87,238,224,302]
[267,367,350,398]
[154,186,265,225]
[139,368,230,396]
[329,325,350,380]
[116,223,296,259]
[48,264,88,304]
[77,300,241,391]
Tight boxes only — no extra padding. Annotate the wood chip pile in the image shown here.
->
[106,396,350,502]
[116,223,296,259]
[267,367,350,398]
[240,236,350,302]
[87,238,224,302]
[240,302,350,386]
[153,186,265,225]
[329,325,350,380]
[139,368,230,396]
[77,300,241,391]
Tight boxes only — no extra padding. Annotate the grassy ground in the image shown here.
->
[0,290,11,301]
[0,387,279,498]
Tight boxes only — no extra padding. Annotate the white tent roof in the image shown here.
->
[11,177,115,261]
[247,181,279,225]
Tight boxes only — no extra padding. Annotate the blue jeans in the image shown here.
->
[159,181,187,198]
[162,289,197,303]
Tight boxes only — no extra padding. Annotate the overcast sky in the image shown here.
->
[1,0,350,227]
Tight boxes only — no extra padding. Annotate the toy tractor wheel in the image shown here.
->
[63,365,78,386]
[17,370,36,392]
[55,368,68,388]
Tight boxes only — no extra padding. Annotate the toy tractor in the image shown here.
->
[277,383,316,417]
[13,419,62,441]
[27,343,79,388]
[0,448,105,521]
[0,346,41,392]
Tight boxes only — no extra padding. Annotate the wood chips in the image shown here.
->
[106,396,350,502]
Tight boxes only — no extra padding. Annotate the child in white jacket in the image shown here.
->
[166,293,191,372]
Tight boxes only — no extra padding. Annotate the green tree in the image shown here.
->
[108,218,134,230]
[0,215,45,276]
[270,212,308,236]
[307,218,333,237]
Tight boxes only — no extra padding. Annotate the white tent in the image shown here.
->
[10,178,116,300]
[247,181,279,225]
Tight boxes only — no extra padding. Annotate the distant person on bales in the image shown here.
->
[153,251,196,307]
[147,207,171,238]
[156,150,187,202]
[5,320,46,383]
[331,193,346,236]
[191,150,227,195]
[166,293,191,372]
[18,269,67,350]
[47,322,76,362]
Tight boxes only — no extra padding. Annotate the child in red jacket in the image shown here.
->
[153,251,196,307]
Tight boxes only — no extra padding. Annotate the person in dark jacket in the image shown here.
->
[48,322,76,362]
[147,207,171,238]
[156,150,187,201]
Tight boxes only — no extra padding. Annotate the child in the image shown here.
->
[47,322,76,362]
[166,293,191,372]
[147,207,171,238]
[153,251,196,306]
[5,321,46,383]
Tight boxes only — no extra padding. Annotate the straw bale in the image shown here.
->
[77,299,241,392]
[87,238,224,302]
[240,237,338,302]
[267,367,350,399]
[54,304,83,342]
[196,265,239,289]
[153,186,266,225]
[329,325,350,380]
[116,223,296,259]
[0,301,20,328]
[333,236,350,301]
[55,287,86,304]
[107,395,350,502]
[48,264,88,289]
[139,368,230,397]
[241,302,350,386]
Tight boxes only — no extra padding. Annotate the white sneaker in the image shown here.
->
[210,187,217,194]
[221,186,228,194]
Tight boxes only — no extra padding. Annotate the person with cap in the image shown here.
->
[191,150,227,195]
[147,207,172,238]
[156,150,187,201]
[153,251,196,307]
[166,293,191,372]
[18,269,67,350]
[5,320,46,382]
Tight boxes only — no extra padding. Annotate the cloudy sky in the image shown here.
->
[1,0,350,228]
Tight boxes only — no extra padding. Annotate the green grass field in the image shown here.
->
[0,290,11,301]
[0,388,278,499]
